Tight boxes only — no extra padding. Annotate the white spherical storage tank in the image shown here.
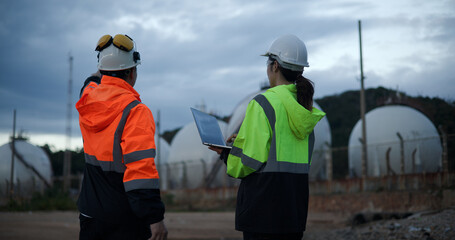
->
[348,105,442,177]
[0,140,52,198]
[166,117,233,189]
[225,89,332,180]
[154,132,171,190]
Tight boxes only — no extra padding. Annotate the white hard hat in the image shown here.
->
[96,35,141,71]
[262,34,309,71]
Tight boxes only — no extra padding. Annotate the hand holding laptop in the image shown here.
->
[227,133,237,143]
[209,133,237,154]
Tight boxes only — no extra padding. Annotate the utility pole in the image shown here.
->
[63,54,73,191]
[358,20,368,191]
[9,109,16,201]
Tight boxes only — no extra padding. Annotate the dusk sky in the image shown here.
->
[1,0,454,151]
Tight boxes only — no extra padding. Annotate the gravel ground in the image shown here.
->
[305,208,455,240]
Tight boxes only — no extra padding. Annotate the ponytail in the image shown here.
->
[295,75,314,111]
[278,65,314,111]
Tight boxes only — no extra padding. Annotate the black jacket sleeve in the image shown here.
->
[127,189,165,225]
[79,76,101,97]
[220,148,231,165]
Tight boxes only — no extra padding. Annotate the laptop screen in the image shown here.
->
[190,108,231,149]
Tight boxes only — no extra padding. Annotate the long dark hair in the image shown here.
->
[275,60,314,111]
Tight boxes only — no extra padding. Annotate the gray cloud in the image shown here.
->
[1,0,454,149]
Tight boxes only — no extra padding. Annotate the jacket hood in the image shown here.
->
[267,84,326,139]
[76,76,141,132]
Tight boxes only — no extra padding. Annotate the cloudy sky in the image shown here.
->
[0,0,454,151]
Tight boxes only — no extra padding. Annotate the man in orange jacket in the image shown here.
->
[76,34,167,240]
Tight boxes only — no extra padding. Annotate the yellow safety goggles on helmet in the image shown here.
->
[95,34,141,67]
[95,34,135,52]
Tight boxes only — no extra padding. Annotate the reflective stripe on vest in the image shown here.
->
[84,153,120,172]
[123,148,156,164]
[124,178,160,191]
[230,146,264,171]
[112,100,141,172]
[251,94,313,174]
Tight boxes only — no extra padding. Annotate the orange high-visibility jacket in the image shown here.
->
[76,75,164,224]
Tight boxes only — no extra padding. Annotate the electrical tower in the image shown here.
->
[63,54,73,191]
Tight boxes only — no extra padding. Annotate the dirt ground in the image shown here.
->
[0,209,453,240]
[0,211,345,240]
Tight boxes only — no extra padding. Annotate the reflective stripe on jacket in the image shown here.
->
[227,84,325,233]
[76,75,164,224]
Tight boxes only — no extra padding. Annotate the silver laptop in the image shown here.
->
[190,107,231,149]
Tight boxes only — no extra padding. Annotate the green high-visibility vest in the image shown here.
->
[227,84,326,178]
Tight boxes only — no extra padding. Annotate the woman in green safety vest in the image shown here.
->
[210,34,326,240]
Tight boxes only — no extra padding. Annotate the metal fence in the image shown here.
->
[161,133,454,192]
[1,134,452,206]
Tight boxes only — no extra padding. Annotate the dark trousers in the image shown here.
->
[243,231,304,240]
[79,214,151,240]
